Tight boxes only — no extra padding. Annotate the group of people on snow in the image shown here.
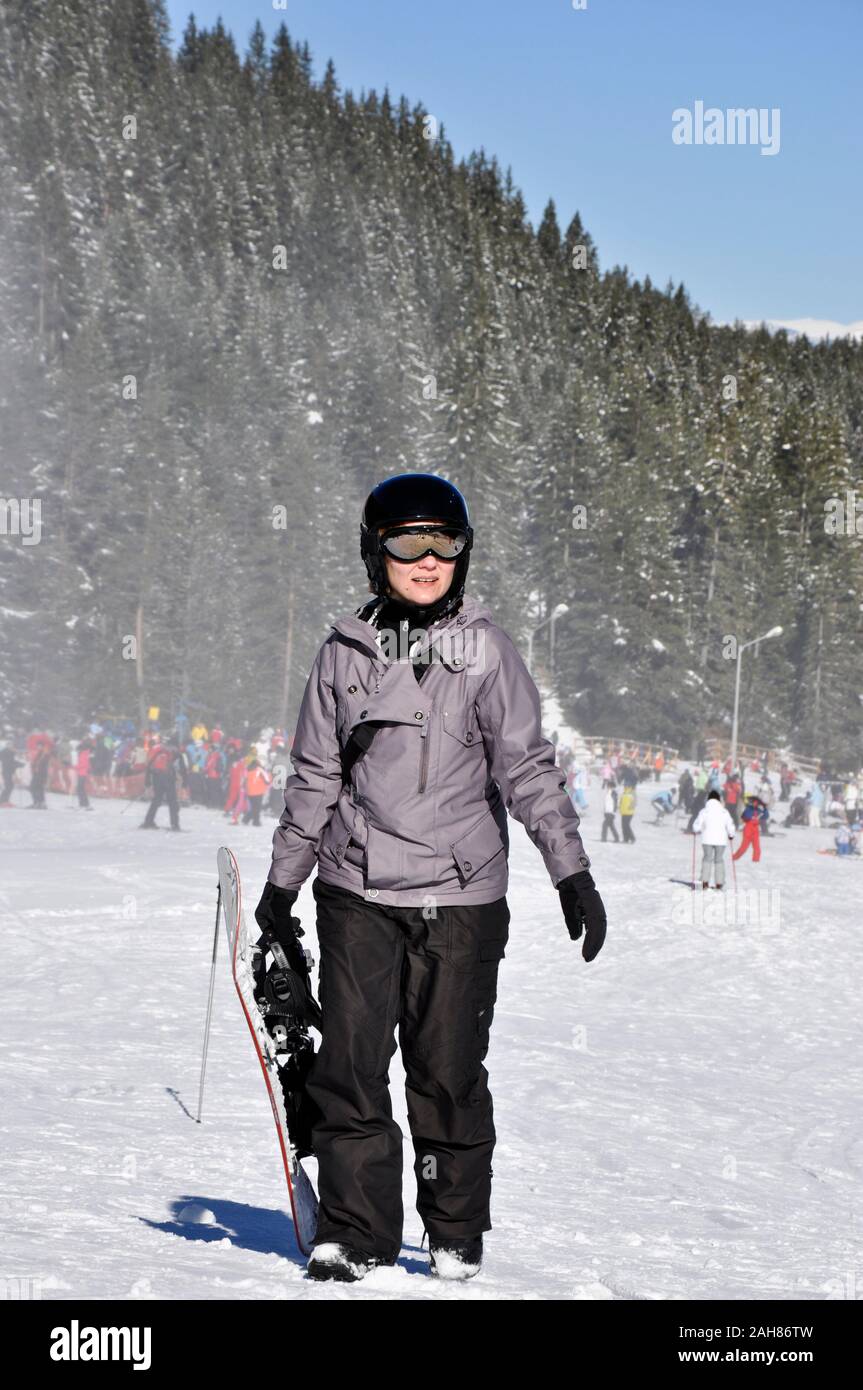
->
[4,719,860,860]
[0,721,294,831]
[549,736,862,867]
[598,779,637,843]
[139,727,285,831]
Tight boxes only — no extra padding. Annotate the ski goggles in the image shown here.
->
[379,525,469,561]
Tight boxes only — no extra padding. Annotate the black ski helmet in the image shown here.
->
[360,473,473,604]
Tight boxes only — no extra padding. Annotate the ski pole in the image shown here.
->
[691,829,697,890]
[120,778,148,814]
[196,884,222,1124]
[731,841,738,890]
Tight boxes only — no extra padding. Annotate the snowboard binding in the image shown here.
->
[251,921,323,1159]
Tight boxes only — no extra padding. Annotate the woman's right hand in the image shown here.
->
[255,881,301,950]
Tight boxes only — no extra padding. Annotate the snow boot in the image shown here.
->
[306,1242,387,1283]
[428,1234,483,1280]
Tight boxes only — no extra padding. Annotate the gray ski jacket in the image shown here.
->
[268,595,592,906]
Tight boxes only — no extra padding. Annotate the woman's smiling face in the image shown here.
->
[381,519,456,605]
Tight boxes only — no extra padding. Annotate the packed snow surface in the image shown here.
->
[0,779,859,1301]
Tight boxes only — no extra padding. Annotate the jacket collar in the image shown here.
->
[330,594,494,664]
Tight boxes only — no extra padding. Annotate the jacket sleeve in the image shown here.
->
[268,638,342,891]
[475,627,592,885]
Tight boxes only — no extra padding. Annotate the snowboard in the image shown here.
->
[216,846,319,1255]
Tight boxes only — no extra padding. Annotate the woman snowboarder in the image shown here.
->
[255,473,607,1283]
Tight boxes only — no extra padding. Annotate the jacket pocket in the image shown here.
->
[320,797,357,868]
[450,809,507,882]
[441,706,484,750]
[364,822,407,891]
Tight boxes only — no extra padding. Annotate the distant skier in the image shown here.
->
[601,780,620,842]
[255,474,606,1283]
[834,822,860,856]
[140,735,188,831]
[204,743,225,807]
[723,770,743,828]
[678,766,694,815]
[779,763,796,801]
[808,779,825,828]
[223,748,246,818]
[783,793,809,828]
[686,783,708,833]
[619,783,636,842]
[691,790,736,889]
[29,741,52,809]
[90,735,111,777]
[75,737,93,809]
[229,754,252,825]
[757,773,776,827]
[565,761,588,812]
[0,742,21,805]
[186,739,206,804]
[732,796,768,863]
[650,786,676,823]
[620,761,639,790]
[243,757,272,826]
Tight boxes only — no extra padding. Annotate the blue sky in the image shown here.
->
[163,0,861,330]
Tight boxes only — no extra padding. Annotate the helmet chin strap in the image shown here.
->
[357,585,463,628]
[381,580,462,622]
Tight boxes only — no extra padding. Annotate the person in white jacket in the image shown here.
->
[601,780,620,842]
[691,790,737,889]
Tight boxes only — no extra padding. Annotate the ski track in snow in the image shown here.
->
[0,782,860,1301]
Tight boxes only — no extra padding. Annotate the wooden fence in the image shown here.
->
[576,737,680,770]
[573,735,821,778]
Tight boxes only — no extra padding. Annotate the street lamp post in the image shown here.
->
[527,603,569,676]
[730,625,783,771]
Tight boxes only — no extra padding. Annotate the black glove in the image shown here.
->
[255,880,302,954]
[557,870,607,962]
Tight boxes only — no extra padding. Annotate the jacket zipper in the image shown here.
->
[418,716,430,793]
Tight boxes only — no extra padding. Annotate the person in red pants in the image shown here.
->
[733,796,768,861]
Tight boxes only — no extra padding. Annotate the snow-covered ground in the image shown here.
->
[0,777,860,1301]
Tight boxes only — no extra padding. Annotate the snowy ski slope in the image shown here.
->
[0,780,859,1301]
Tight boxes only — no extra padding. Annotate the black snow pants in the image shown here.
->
[142,771,179,828]
[306,875,510,1263]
